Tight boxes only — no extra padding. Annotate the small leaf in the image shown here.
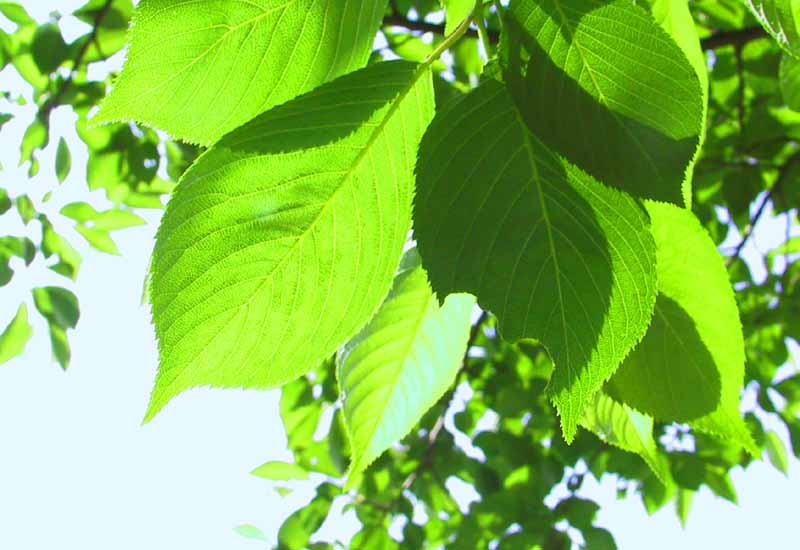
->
[233,524,268,542]
[146,61,434,421]
[15,195,35,224]
[764,430,789,475]
[607,202,756,453]
[338,249,475,484]
[501,0,704,204]
[55,137,71,183]
[41,216,82,280]
[31,23,67,74]
[278,483,336,550]
[33,286,79,370]
[0,304,32,365]
[94,0,388,144]
[251,461,308,481]
[0,188,11,215]
[20,118,48,167]
[414,81,657,440]
[76,225,120,255]
[580,392,670,484]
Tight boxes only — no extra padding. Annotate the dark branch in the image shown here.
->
[700,27,768,51]
[727,152,800,267]
[394,311,489,498]
[40,0,114,120]
[382,12,767,52]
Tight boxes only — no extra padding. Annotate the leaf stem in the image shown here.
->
[474,2,493,59]
[423,10,474,67]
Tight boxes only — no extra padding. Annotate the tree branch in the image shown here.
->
[727,152,800,267]
[40,0,114,120]
[382,11,767,52]
[395,311,489,497]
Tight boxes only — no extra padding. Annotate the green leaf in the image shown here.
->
[444,0,475,35]
[676,488,693,527]
[764,430,789,474]
[233,524,268,542]
[780,53,800,110]
[646,0,709,206]
[582,527,617,550]
[414,81,657,441]
[94,0,388,145]
[0,304,32,365]
[746,0,800,57]
[76,225,120,255]
[251,460,309,481]
[55,137,71,183]
[0,2,34,26]
[146,61,435,421]
[501,0,704,204]
[31,23,67,74]
[580,392,670,483]
[33,286,80,370]
[278,483,336,550]
[15,195,35,224]
[33,286,80,330]
[338,249,475,484]
[20,117,48,167]
[607,202,756,453]
[41,216,82,280]
[0,188,10,215]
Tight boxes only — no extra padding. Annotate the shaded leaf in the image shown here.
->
[501,0,704,204]
[414,81,657,440]
[607,202,756,453]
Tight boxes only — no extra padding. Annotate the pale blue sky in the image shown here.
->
[0,2,797,549]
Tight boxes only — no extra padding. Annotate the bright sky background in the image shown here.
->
[0,2,798,549]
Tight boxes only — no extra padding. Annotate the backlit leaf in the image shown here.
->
[607,202,756,453]
[95,0,388,144]
[338,249,475,484]
[146,61,434,421]
[581,392,670,483]
[0,303,32,365]
[746,0,800,57]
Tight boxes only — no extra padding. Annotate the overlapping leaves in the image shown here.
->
[414,80,658,440]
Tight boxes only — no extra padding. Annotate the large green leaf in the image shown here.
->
[94,0,387,144]
[580,392,670,483]
[0,304,32,365]
[338,249,475,484]
[746,0,800,57]
[501,0,704,204]
[414,81,657,441]
[607,202,756,453]
[444,0,475,35]
[647,0,709,206]
[146,61,435,421]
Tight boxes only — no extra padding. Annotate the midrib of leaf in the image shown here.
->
[547,0,665,182]
[516,110,571,372]
[154,64,436,382]
[348,291,437,471]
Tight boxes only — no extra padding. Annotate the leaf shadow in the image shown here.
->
[502,5,700,205]
[607,294,722,421]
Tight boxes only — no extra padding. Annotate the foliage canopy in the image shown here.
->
[2,0,800,548]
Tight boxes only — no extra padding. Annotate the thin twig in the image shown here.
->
[727,152,800,267]
[39,0,114,120]
[394,311,489,498]
[382,11,767,52]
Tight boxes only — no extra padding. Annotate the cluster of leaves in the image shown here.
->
[2,0,800,548]
[0,0,195,368]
